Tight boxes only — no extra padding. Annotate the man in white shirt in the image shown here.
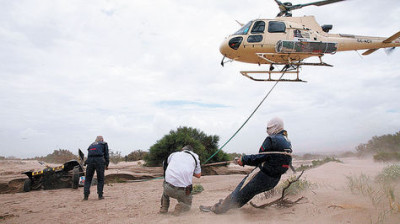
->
[160,145,201,215]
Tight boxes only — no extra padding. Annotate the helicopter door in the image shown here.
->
[245,20,266,47]
[265,21,288,50]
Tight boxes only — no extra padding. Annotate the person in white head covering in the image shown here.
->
[266,117,284,135]
[200,117,292,214]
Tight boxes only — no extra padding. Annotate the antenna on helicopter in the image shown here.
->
[274,0,346,17]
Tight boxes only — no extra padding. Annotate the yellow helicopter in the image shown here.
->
[219,0,400,82]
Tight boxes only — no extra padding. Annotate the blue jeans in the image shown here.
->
[212,168,281,213]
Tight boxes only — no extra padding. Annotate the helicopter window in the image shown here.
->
[268,21,286,33]
[247,35,263,43]
[228,36,243,50]
[234,21,252,35]
[251,21,265,34]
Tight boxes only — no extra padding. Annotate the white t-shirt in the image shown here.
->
[165,150,201,187]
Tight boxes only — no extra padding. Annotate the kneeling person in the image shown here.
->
[160,145,201,215]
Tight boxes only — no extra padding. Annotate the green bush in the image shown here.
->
[282,176,313,196]
[296,157,342,171]
[356,132,400,158]
[373,152,400,162]
[125,150,148,161]
[375,165,400,183]
[227,152,245,161]
[144,126,229,166]
[109,150,124,164]
[33,149,77,164]
[311,157,342,166]
[192,184,204,194]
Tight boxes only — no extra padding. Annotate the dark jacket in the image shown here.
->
[241,130,292,177]
[87,141,110,167]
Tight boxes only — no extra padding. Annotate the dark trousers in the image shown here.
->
[212,168,281,213]
[84,158,105,196]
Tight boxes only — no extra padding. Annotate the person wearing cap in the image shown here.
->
[200,117,292,214]
[83,135,110,200]
[160,145,201,215]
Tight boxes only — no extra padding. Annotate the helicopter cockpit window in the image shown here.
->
[251,21,265,34]
[234,21,252,35]
[247,35,263,43]
[268,21,286,33]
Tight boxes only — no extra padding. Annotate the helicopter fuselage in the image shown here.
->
[220,16,400,65]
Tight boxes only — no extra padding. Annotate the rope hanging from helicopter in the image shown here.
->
[202,65,290,165]
[123,66,289,183]
[122,66,289,183]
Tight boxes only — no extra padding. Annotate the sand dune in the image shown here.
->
[1,157,399,224]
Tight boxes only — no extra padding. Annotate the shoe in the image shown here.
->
[98,195,104,200]
[199,205,212,212]
[83,195,88,200]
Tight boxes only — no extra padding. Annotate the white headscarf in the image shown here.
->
[266,117,284,135]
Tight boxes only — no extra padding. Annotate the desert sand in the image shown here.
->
[1,157,399,224]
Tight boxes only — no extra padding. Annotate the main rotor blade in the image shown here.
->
[290,0,346,11]
[274,0,284,7]
[306,0,346,7]
[274,0,287,12]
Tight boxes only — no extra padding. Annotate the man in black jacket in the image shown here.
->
[200,117,292,213]
[83,136,110,200]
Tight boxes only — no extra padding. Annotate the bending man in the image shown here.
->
[160,145,201,215]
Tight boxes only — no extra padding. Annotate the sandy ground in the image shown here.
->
[1,157,399,224]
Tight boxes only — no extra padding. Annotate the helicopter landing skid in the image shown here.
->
[241,55,333,82]
[240,70,305,82]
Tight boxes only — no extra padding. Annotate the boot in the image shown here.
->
[200,199,223,212]
[211,195,234,214]
[98,194,104,200]
[83,194,89,200]
[159,195,169,214]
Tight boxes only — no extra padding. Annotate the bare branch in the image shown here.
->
[250,170,306,209]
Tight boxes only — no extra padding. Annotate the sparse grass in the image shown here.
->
[377,165,400,214]
[346,165,400,223]
[346,174,383,207]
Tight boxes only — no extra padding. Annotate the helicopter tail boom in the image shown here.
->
[362,31,400,55]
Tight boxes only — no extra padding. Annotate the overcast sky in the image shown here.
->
[1,0,399,159]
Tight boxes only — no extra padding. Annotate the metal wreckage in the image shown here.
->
[22,150,86,192]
